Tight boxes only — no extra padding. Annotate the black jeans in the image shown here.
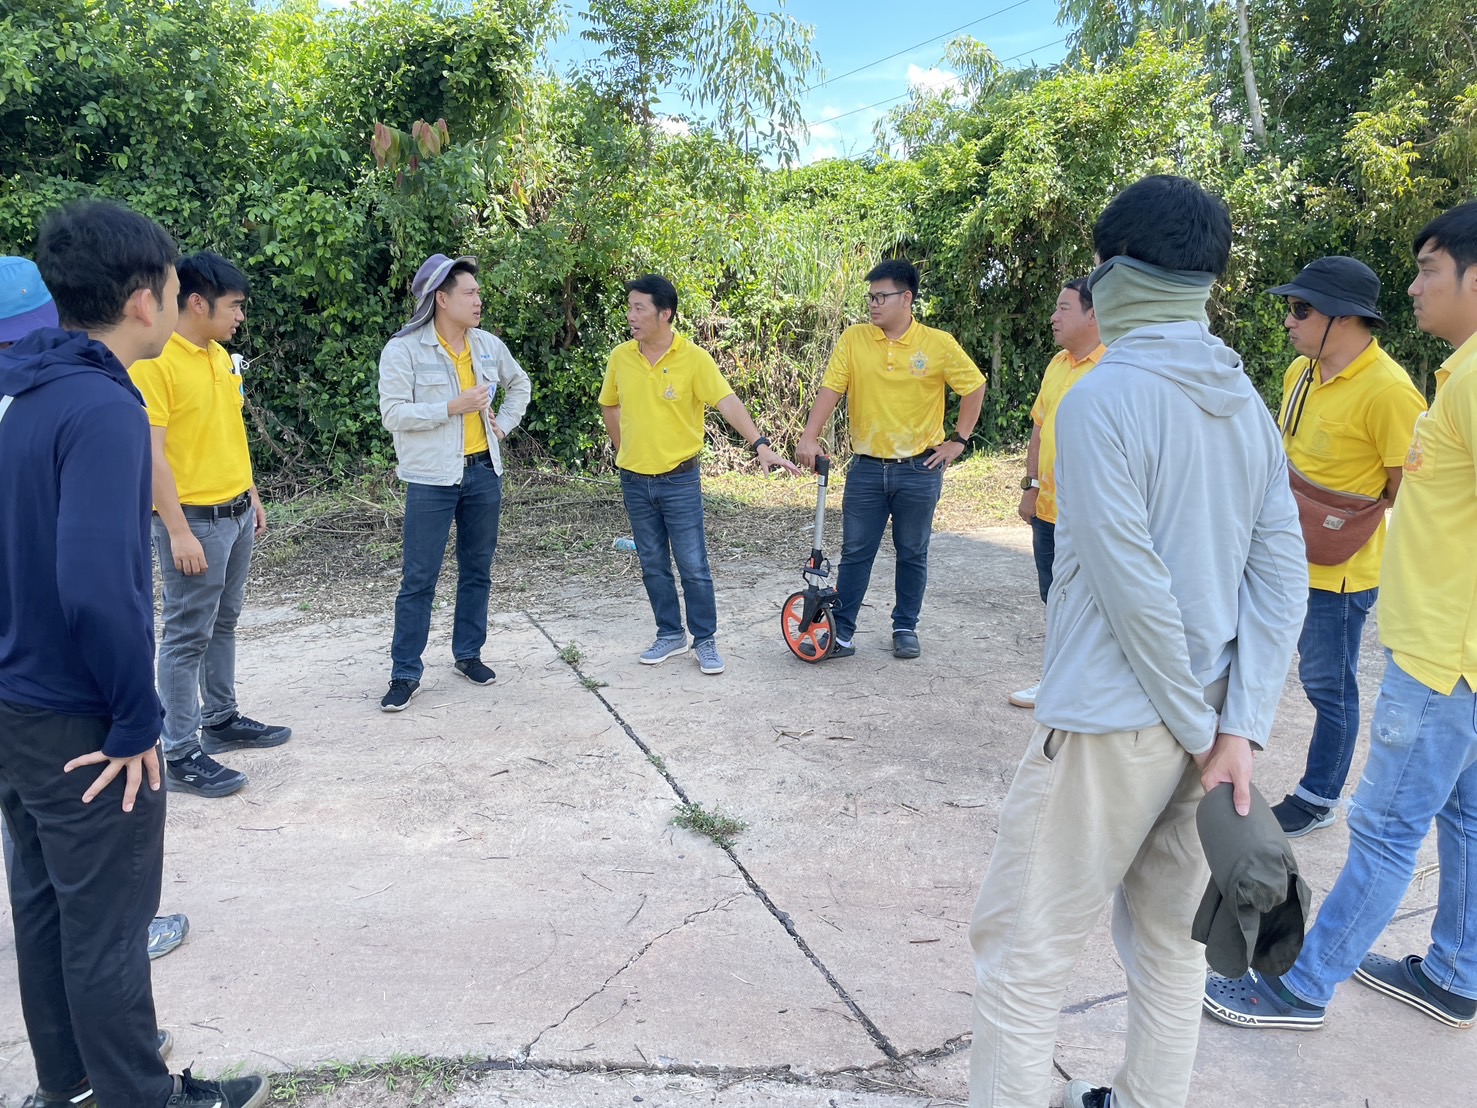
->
[1030,516,1055,605]
[0,698,172,1107]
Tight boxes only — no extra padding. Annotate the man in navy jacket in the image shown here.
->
[0,201,267,1108]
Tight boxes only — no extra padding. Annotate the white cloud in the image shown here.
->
[906,64,963,98]
[808,120,841,141]
[655,116,692,136]
[806,143,841,163]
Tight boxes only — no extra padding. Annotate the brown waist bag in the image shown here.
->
[1287,465,1388,566]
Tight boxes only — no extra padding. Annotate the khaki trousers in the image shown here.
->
[968,724,1208,1108]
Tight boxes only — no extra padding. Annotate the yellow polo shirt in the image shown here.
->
[1278,339,1426,592]
[1379,332,1477,694]
[129,332,253,506]
[1030,343,1106,524]
[438,334,489,455]
[598,332,734,475]
[821,321,985,460]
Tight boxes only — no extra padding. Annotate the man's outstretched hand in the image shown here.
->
[1194,732,1254,815]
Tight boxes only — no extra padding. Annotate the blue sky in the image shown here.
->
[543,0,1072,162]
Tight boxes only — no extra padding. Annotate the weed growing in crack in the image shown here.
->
[671,801,748,850]
[267,1054,468,1104]
[579,675,607,690]
[558,642,584,665]
[647,752,667,773]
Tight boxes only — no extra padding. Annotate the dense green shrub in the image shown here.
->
[2,1,1470,476]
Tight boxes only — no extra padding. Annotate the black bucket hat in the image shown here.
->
[1268,256,1384,325]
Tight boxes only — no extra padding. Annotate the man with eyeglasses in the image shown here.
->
[1265,257,1425,837]
[795,259,984,659]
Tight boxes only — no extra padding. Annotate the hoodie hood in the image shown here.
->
[0,326,141,403]
[1108,320,1255,418]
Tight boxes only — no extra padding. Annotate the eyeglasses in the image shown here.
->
[867,291,908,306]
[1286,299,1315,321]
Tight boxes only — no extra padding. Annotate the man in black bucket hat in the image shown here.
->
[1266,256,1425,836]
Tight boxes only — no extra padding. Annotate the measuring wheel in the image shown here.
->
[782,590,834,662]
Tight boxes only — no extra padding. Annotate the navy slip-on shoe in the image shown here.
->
[1354,954,1476,1028]
[1203,969,1325,1030]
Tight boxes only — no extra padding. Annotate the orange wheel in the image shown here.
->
[781,590,832,662]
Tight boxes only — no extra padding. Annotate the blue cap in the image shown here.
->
[0,256,60,343]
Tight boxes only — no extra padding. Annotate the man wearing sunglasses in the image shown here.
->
[1266,257,1426,837]
[1204,199,1477,1041]
[795,259,984,660]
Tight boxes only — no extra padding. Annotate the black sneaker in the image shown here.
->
[166,750,247,798]
[165,1068,268,1108]
[892,629,921,659]
[201,713,291,754]
[22,1077,96,1108]
[454,658,496,685]
[380,678,420,712]
[1064,1081,1112,1108]
[22,1035,172,1107]
[1271,793,1336,837]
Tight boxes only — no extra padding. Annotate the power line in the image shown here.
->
[806,0,1036,91]
[804,36,1070,128]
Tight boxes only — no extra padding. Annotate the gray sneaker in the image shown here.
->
[147,913,190,960]
[640,634,689,665]
[694,638,725,675]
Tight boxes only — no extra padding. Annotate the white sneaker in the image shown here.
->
[1008,683,1038,708]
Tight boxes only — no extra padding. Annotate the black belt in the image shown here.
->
[177,492,252,521]
[464,450,492,467]
[856,451,934,464]
[621,456,700,479]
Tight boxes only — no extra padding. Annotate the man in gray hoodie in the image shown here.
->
[967,176,1307,1108]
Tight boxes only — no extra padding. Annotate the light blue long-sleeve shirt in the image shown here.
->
[1036,321,1308,754]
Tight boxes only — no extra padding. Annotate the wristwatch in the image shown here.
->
[752,436,772,453]
[948,432,968,447]
[1020,475,1041,491]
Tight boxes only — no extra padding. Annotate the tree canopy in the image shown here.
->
[1,0,1471,475]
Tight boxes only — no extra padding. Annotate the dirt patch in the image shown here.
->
[245,453,1026,623]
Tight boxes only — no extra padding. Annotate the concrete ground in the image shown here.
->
[0,524,1468,1107]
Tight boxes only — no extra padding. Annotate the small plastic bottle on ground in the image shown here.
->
[612,537,637,552]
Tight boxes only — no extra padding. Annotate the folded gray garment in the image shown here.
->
[1192,782,1311,978]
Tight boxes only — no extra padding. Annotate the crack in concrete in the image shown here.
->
[527,613,902,1061]
[1060,990,1128,1015]
[521,894,744,1057]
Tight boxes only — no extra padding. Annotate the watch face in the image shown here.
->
[1021,476,1036,490]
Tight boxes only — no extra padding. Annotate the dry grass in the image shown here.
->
[246,450,1027,617]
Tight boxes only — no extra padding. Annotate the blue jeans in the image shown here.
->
[834,455,944,641]
[391,462,502,681]
[620,467,717,642]
[1294,587,1379,807]
[1030,516,1055,605]
[152,510,255,757]
[1284,654,1477,1007]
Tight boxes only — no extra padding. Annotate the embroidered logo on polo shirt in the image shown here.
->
[663,385,677,401]
[1405,414,1429,475]
[909,350,928,377]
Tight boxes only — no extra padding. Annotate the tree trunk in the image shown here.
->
[1236,0,1267,145]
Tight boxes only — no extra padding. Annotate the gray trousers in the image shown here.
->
[152,511,254,758]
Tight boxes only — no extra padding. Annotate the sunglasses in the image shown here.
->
[1286,299,1315,321]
